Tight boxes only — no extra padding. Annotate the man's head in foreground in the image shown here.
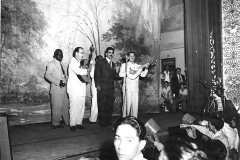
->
[114,116,146,160]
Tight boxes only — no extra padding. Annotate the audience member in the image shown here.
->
[221,118,239,151]
[114,116,147,160]
[67,47,88,131]
[94,47,116,127]
[89,55,103,123]
[157,139,207,160]
[171,68,186,97]
[119,51,149,118]
[160,81,172,112]
[172,83,188,113]
[181,116,230,158]
[45,49,69,129]
[163,65,171,83]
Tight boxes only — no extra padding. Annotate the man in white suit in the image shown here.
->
[119,52,149,118]
[67,47,88,131]
[45,49,69,129]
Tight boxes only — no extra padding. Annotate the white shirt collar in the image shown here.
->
[106,57,111,63]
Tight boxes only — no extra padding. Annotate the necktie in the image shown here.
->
[109,61,112,68]
[60,63,65,75]
[178,74,182,83]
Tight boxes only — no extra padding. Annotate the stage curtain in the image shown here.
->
[184,0,222,113]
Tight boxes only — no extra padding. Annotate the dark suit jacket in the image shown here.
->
[171,74,186,95]
[94,58,116,93]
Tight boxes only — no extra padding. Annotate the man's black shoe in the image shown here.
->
[51,124,64,129]
[99,123,108,127]
[70,126,76,132]
[76,125,86,129]
[107,122,114,126]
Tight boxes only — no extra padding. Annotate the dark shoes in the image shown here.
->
[76,125,86,129]
[107,122,114,126]
[70,125,86,131]
[99,123,108,127]
[70,126,76,132]
[51,124,64,129]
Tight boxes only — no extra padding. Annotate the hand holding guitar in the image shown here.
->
[127,60,157,80]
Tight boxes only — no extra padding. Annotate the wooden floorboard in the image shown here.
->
[9,112,202,160]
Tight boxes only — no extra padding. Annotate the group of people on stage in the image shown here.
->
[160,65,188,113]
[45,46,150,131]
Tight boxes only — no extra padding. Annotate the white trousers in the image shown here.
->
[69,94,85,126]
[89,88,98,122]
[122,91,139,118]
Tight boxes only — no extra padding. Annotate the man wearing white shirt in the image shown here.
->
[67,47,88,131]
[163,65,170,83]
[119,52,149,118]
[181,116,229,154]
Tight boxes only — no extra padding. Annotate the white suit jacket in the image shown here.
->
[67,58,88,96]
[45,59,67,95]
[119,62,148,93]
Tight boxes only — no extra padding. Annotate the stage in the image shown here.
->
[9,112,202,160]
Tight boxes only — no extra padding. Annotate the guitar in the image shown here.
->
[127,60,157,80]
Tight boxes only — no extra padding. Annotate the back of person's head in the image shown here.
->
[73,47,83,57]
[209,116,224,131]
[95,55,103,62]
[159,138,207,160]
[114,116,146,141]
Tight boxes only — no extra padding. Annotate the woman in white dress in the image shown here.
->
[89,55,103,123]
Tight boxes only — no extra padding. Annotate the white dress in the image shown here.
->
[89,65,98,122]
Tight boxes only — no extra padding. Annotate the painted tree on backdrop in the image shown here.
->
[1,0,47,102]
[102,0,155,83]
[102,0,157,113]
[59,0,108,56]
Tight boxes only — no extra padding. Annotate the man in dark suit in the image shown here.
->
[94,47,116,127]
[171,68,186,97]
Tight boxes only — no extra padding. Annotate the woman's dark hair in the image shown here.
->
[114,116,146,141]
[163,139,207,160]
[53,49,63,58]
[104,47,114,57]
[73,47,83,57]
[95,55,103,62]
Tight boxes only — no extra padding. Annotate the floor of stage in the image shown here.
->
[9,112,202,160]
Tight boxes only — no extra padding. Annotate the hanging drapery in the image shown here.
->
[185,0,222,113]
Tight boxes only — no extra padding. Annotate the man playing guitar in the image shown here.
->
[119,51,150,118]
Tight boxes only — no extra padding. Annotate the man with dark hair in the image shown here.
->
[114,116,147,160]
[67,47,88,131]
[119,51,149,118]
[181,116,229,151]
[94,47,116,127]
[45,49,69,129]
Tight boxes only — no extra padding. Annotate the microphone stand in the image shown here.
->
[124,56,128,117]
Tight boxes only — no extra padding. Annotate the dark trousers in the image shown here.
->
[97,89,114,125]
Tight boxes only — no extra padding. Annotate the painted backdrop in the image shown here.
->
[1,0,169,125]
